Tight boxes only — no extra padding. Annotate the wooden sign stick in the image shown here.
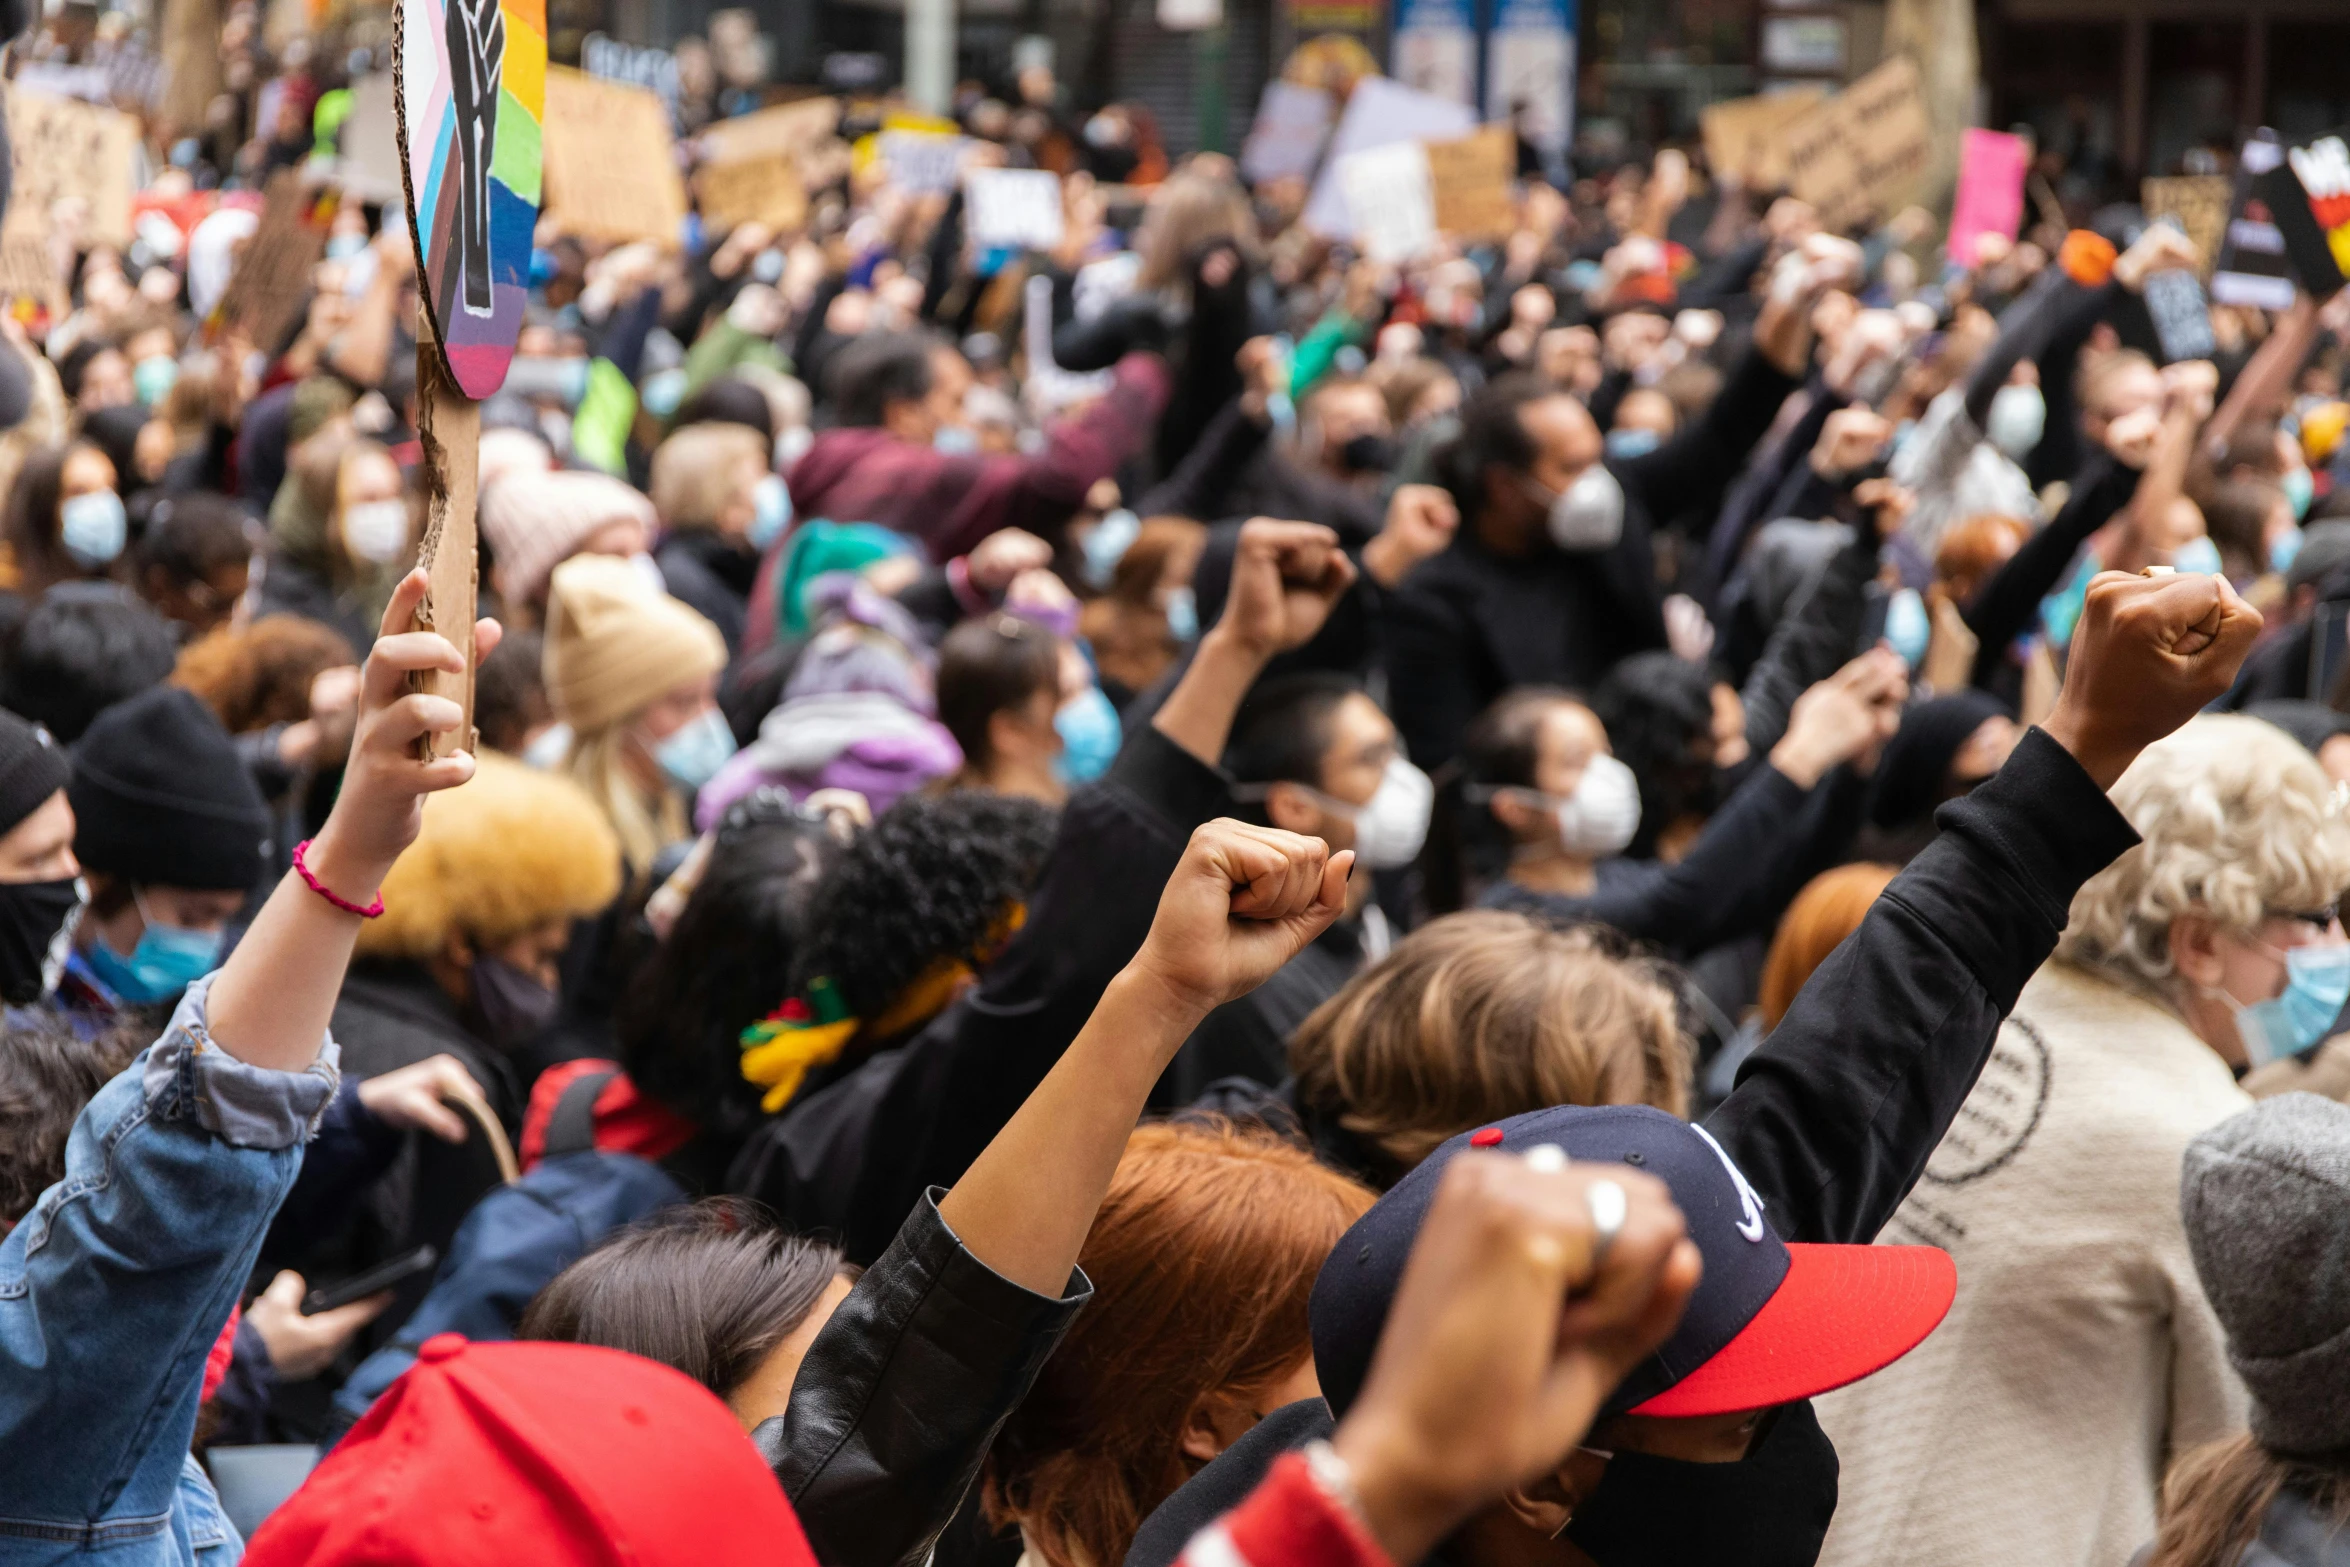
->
[409,310,481,760]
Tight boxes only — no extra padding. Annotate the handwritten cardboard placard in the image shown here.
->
[2143,267,2217,363]
[696,153,807,234]
[1780,57,1933,233]
[965,167,1065,252]
[1699,88,1824,189]
[543,66,686,248]
[702,98,840,169]
[1337,141,1436,263]
[337,74,405,204]
[215,171,333,354]
[395,0,547,400]
[1240,80,1334,185]
[2141,176,2230,281]
[1425,124,1514,239]
[5,90,138,249]
[1946,128,2028,265]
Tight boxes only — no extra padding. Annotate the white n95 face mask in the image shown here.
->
[1542,464,1627,552]
[1348,755,1435,869]
[1551,752,1643,859]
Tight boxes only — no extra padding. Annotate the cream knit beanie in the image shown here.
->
[482,470,658,606]
[543,555,726,734]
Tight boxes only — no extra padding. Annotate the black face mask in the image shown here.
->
[1338,433,1398,474]
[0,877,85,1006]
[1564,1400,1839,1567]
[469,954,559,1047]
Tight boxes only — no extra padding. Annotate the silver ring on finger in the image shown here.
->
[1585,1177,1628,1267]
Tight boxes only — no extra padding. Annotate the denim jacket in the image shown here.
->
[0,974,339,1565]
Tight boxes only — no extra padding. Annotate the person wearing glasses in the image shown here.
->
[1816,712,2350,1567]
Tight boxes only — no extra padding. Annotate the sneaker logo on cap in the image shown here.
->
[1691,1123,1767,1242]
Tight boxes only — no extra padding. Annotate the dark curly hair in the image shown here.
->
[1590,651,1719,861]
[0,1015,143,1223]
[798,790,1058,1023]
[616,814,842,1139]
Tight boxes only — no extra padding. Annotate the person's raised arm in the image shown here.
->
[2103,360,2215,577]
[1153,519,1356,766]
[2203,291,2321,459]
[937,821,1352,1294]
[208,569,500,1071]
[1711,571,2261,1247]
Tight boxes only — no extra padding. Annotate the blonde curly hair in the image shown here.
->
[2057,715,2350,998]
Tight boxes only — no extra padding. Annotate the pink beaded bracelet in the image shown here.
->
[292,838,385,918]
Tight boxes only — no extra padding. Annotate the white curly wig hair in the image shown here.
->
[2057,714,2350,999]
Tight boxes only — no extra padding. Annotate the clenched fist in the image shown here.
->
[2043,570,2262,789]
[1126,820,1353,1019]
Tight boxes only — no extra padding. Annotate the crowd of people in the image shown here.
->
[8,10,2350,1567]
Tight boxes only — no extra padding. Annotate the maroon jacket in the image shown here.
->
[741,350,1170,657]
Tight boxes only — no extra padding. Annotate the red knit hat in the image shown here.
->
[243,1334,815,1567]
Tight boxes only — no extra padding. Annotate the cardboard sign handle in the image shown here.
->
[409,311,480,760]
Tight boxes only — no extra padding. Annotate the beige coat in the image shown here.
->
[1815,959,2250,1567]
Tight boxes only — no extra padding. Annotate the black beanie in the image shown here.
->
[69,686,271,891]
[0,709,69,837]
[1866,690,2015,831]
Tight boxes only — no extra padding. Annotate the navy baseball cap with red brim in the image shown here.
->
[1309,1105,1956,1421]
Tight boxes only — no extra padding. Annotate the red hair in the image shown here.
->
[985,1120,1374,1567]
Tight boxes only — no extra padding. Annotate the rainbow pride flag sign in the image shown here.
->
[397,0,545,398]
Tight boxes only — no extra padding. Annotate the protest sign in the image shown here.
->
[1779,58,1934,232]
[1426,124,1515,239]
[1337,141,1436,264]
[1699,88,1823,189]
[1305,75,1475,238]
[697,154,807,234]
[1239,81,1334,185]
[2253,131,2350,300]
[5,90,138,249]
[2143,267,2217,364]
[965,167,1066,252]
[2214,136,2294,311]
[701,98,841,168]
[2141,175,2229,280]
[395,0,546,400]
[581,33,679,119]
[542,67,686,248]
[337,74,404,204]
[1484,0,1573,151]
[879,130,966,195]
[1946,128,2027,266]
[214,171,333,355]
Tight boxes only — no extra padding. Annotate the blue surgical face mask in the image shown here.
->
[652,707,738,796]
[1053,684,1122,784]
[751,248,786,284]
[1604,427,1662,460]
[749,475,793,551]
[2171,534,2225,577]
[2272,525,2306,577]
[2284,466,2316,522]
[325,231,369,262]
[60,490,127,568]
[1883,586,1931,668]
[133,354,178,407]
[934,425,981,456]
[521,722,574,770]
[641,368,688,419]
[1081,508,1141,589]
[2224,941,2350,1069]
[1162,584,1199,644]
[86,892,225,1004]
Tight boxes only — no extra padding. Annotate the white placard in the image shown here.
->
[1304,75,1476,237]
[1337,142,1437,263]
[965,167,1066,251]
[1239,81,1335,184]
[882,130,968,194]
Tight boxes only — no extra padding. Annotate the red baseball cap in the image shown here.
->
[244,1334,815,1567]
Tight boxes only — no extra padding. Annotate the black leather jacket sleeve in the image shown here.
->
[756,1190,1092,1567]
[1708,725,2139,1245]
